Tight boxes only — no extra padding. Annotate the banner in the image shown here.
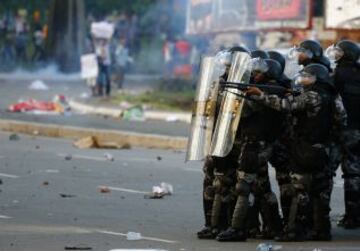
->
[186,0,257,34]
[91,22,114,39]
[325,0,360,29]
[186,0,311,34]
[255,0,311,29]
[81,54,98,79]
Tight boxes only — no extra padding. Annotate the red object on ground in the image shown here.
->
[8,99,56,112]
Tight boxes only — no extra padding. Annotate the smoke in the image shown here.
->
[1,64,80,81]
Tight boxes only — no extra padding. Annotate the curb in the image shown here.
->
[0,119,187,150]
[69,100,123,118]
[69,99,192,123]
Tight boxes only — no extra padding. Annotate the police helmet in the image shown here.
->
[299,40,323,59]
[267,50,286,72]
[302,63,330,83]
[251,50,269,59]
[264,59,282,81]
[336,40,360,62]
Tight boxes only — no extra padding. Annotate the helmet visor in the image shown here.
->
[215,50,232,67]
[288,46,314,61]
[294,72,316,86]
[250,57,269,73]
[325,44,344,62]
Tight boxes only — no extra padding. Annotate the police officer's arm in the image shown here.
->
[246,87,322,112]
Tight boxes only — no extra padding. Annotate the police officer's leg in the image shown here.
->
[255,163,283,240]
[309,167,333,240]
[269,142,292,227]
[339,130,360,228]
[285,172,311,241]
[211,165,236,234]
[197,156,215,239]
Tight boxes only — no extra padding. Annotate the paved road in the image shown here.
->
[0,132,359,251]
[0,74,189,137]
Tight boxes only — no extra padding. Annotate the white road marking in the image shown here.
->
[95,230,178,244]
[98,186,148,194]
[109,249,168,251]
[0,173,19,178]
[0,215,12,219]
[58,153,106,162]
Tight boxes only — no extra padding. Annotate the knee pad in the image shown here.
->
[204,186,215,200]
[234,180,251,196]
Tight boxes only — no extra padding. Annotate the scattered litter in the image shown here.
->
[64,154,72,161]
[118,101,132,109]
[64,246,93,250]
[8,95,70,114]
[33,130,39,135]
[9,134,20,141]
[29,80,49,90]
[126,231,142,241]
[43,181,49,186]
[99,186,111,193]
[156,156,162,161]
[165,115,179,122]
[79,92,90,99]
[13,200,19,204]
[0,179,2,185]
[256,243,282,251]
[104,153,114,161]
[122,106,145,121]
[73,136,131,149]
[35,145,40,149]
[144,182,173,199]
[59,193,76,198]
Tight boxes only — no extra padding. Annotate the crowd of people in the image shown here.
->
[190,39,360,242]
[0,10,46,69]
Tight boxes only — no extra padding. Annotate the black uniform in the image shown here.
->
[251,64,337,241]
[334,60,360,228]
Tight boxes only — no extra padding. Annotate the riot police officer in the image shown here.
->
[246,63,337,241]
[216,59,284,241]
[327,40,360,229]
[197,46,250,239]
[290,40,332,71]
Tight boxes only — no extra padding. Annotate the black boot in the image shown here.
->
[197,226,219,239]
[216,227,247,242]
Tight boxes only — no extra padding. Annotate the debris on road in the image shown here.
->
[256,243,282,251]
[144,182,174,199]
[156,156,162,161]
[8,95,71,114]
[29,80,49,90]
[99,186,111,193]
[9,134,20,141]
[64,154,72,161]
[0,179,2,185]
[126,231,142,241]
[59,193,76,198]
[35,145,40,149]
[73,136,131,150]
[104,153,114,161]
[43,181,49,186]
[122,105,145,121]
[64,246,93,250]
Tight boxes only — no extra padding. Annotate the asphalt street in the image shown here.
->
[0,132,359,251]
[0,74,189,137]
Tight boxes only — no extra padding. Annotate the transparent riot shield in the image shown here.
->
[186,56,223,161]
[210,51,251,157]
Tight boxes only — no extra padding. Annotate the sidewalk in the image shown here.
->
[0,71,191,149]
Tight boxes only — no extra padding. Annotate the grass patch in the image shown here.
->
[112,90,195,112]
